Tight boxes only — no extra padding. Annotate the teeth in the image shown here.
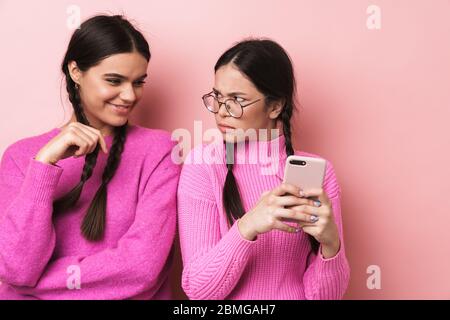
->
[109,103,129,109]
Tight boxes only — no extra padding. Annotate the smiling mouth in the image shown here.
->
[107,102,132,109]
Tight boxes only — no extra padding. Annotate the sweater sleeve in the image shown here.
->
[302,160,351,300]
[177,153,255,300]
[11,146,180,299]
[0,147,61,287]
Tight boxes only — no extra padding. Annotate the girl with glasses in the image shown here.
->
[177,39,350,299]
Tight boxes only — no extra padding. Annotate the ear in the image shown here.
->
[67,61,82,85]
[268,98,286,120]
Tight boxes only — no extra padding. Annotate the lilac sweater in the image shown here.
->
[0,125,180,299]
[177,134,350,300]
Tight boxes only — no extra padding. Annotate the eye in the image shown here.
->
[106,78,121,85]
[133,80,146,87]
[234,96,245,103]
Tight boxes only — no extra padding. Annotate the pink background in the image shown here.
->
[1,0,449,299]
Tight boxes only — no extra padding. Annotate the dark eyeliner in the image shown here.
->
[106,78,121,85]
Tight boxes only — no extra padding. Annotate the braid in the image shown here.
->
[281,107,294,156]
[81,124,127,241]
[55,70,128,242]
[74,83,100,186]
[280,105,320,253]
[67,79,88,124]
[223,143,246,226]
[53,77,100,214]
[101,124,127,184]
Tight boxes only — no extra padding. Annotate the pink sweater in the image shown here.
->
[177,134,350,300]
[0,125,180,299]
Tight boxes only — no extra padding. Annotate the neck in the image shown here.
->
[66,113,115,137]
[224,132,287,164]
[258,121,280,141]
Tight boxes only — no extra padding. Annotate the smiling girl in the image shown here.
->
[177,39,350,300]
[0,15,180,299]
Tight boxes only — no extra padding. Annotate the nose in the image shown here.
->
[217,101,230,118]
[119,83,137,104]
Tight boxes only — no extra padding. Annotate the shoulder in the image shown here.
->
[183,140,222,164]
[1,128,59,174]
[127,125,175,149]
[4,128,58,156]
[180,142,212,172]
[294,149,341,199]
[126,125,177,160]
[180,139,224,174]
[178,142,218,201]
[125,126,181,183]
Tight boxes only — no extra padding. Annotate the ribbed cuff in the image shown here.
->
[21,159,63,204]
[219,222,255,261]
[316,244,349,278]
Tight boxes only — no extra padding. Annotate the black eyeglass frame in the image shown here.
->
[202,91,263,119]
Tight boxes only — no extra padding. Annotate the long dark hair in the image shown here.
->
[215,39,319,252]
[54,15,150,241]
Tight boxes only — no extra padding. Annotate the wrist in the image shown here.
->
[237,216,258,241]
[35,151,57,165]
[321,238,341,259]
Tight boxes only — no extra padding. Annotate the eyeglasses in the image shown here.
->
[202,91,262,119]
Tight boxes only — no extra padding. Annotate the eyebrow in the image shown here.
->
[103,73,148,80]
[212,88,247,96]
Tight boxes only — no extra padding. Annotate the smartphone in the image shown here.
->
[283,155,326,192]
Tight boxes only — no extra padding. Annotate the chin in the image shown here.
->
[222,132,246,144]
[104,115,129,128]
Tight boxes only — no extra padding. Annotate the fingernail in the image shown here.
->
[314,200,321,207]
[310,215,319,222]
[299,190,305,197]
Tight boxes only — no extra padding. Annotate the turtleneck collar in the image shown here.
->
[221,133,288,180]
